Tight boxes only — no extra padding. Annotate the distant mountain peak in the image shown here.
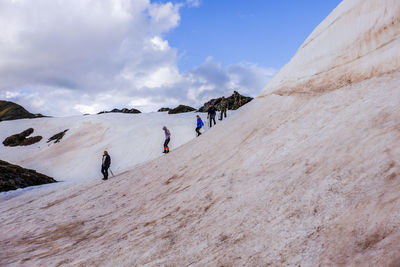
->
[0,100,44,122]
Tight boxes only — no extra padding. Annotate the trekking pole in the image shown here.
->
[109,168,115,177]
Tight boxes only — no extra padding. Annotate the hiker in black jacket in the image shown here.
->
[207,104,217,128]
[101,151,111,180]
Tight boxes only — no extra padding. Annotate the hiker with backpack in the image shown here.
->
[207,104,217,128]
[101,151,111,180]
[219,96,227,120]
[196,115,204,136]
[162,126,171,153]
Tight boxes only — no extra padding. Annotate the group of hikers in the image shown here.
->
[100,92,243,180]
[204,91,241,128]
[197,96,226,135]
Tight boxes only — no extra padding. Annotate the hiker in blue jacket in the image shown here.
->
[195,115,204,136]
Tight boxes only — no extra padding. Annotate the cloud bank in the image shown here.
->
[0,0,275,115]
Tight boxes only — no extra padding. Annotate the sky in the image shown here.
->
[0,0,342,116]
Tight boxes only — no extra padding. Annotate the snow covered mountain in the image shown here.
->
[1,0,400,266]
[0,112,210,182]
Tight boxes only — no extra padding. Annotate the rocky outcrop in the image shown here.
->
[0,100,44,122]
[3,128,42,147]
[158,107,171,112]
[197,92,253,112]
[168,105,196,114]
[0,160,56,192]
[47,129,69,144]
[98,108,141,114]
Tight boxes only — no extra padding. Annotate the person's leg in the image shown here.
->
[196,127,201,136]
[209,117,212,128]
[104,167,109,180]
[164,137,170,152]
[101,166,105,178]
[163,138,168,152]
[212,116,216,126]
[224,109,227,118]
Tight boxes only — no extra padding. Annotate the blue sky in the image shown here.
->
[165,0,342,70]
[0,0,342,115]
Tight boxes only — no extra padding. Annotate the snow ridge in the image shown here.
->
[261,0,400,96]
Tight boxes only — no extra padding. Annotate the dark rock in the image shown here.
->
[47,129,69,144]
[98,108,141,115]
[158,107,171,112]
[0,100,45,122]
[0,159,56,192]
[3,128,43,147]
[168,105,196,114]
[197,92,253,112]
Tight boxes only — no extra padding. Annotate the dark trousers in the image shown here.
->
[220,109,227,120]
[195,127,202,136]
[101,165,109,180]
[164,137,170,152]
[209,115,216,127]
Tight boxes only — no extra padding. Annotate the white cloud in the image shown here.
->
[149,36,170,51]
[74,104,102,115]
[148,2,181,31]
[0,0,276,116]
[186,0,201,8]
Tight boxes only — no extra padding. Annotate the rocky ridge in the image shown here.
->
[0,100,44,122]
[197,92,253,112]
[98,108,141,115]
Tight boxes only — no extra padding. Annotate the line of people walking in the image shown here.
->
[207,96,228,128]
[101,93,241,180]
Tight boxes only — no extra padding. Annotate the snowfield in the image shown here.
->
[1,0,400,266]
[0,111,212,182]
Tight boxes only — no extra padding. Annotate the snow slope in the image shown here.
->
[1,0,400,266]
[262,0,400,97]
[0,112,211,182]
